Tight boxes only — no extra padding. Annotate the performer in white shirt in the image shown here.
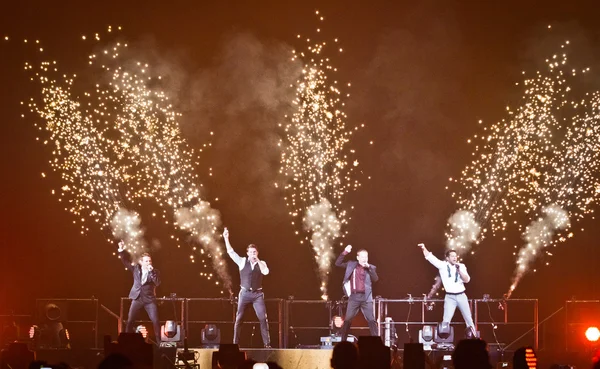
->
[223,227,271,348]
[418,243,476,336]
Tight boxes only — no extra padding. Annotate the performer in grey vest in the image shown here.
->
[223,227,271,347]
[418,243,476,336]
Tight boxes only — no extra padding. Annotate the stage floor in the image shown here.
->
[182,347,333,369]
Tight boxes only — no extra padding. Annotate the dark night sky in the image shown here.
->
[1,0,600,345]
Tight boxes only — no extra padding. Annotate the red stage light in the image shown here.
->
[525,347,537,369]
[585,327,600,342]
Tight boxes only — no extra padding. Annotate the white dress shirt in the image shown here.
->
[227,248,270,275]
[425,253,469,293]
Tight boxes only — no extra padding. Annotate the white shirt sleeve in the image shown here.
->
[261,261,270,275]
[425,252,446,270]
[459,264,470,282]
[227,249,245,270]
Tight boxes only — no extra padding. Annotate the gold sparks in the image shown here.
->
[449,39,600,294]
[26,28,227,289]
[279,12,361,299]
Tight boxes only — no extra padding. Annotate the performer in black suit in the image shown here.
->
[335,245,379,341]
[118,241,162,344]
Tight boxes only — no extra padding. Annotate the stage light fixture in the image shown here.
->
[418,325,434,350]
[161,320,182,343]
[201,324,220,348]
[136,325,148,338]
[434,322,454,348]
[45,303,62,321]
[331,316,344,329]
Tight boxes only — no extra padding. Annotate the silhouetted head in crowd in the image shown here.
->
[98,353,133,369]
[331,341,359,369]
[452,339,492,369]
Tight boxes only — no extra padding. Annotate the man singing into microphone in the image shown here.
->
[223,227,271,348]
[118,241,162,344]
[418,243,475,336]
[335,245,379,341]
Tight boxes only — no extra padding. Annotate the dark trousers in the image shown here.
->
[340,293,379,341]
[125,298,161,344]
[234,289,270,346]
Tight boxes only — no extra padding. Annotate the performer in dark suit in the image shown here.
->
[118,241,162,344]
[223,227,271,348]
[335,245,379,341]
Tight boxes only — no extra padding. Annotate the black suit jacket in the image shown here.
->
[119,250,161,301]
[335,251,379,302]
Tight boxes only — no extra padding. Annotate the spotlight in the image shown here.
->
[161,321,182,345]
[524,347,537,369]
[161,320,181,340]
[513,346,537,369]
[419,325,434,350]
[35,300,70,349]
[28,325,39,340]
[201,324,221,348]
[331,316,344,329]
[136,325,148,339]
[586,327,600,342]
[45,303,62,321]
[434,322,454,349]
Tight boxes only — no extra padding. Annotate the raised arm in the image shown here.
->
[117,241,134,272]
[335,245,352,267]
[418,243,445,269]
[223,227,244,268]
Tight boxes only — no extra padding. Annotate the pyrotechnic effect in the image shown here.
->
[280,11,361,300]
[175,201,231,291]
[507,204,569,298]
[302,198,342,296]
[110,208,147,253]
[22,27,230,287]
[445,210,481,254]
[449,35,600,295]
[449,40,589,249]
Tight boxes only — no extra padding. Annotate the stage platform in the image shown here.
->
[32,347,337,369]
[185,347,333,369]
